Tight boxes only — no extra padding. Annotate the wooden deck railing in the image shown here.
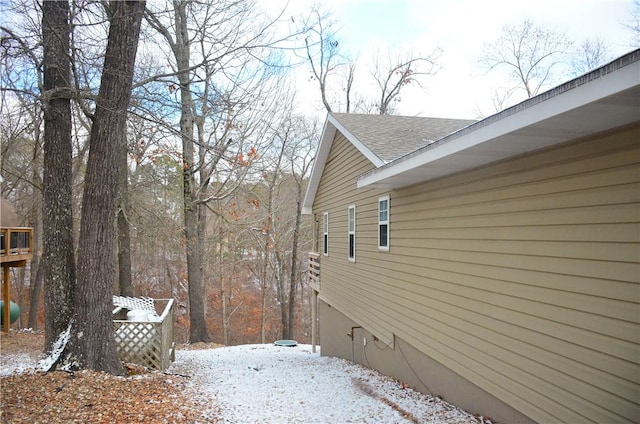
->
[308,252,320,291]
[0,227,33,264]
[2,227,33,331]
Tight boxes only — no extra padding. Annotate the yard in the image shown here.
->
[1,331,488,423]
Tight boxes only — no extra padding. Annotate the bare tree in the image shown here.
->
[117,158,133,297]
[570,37,611,76]
[304,8,343,113]
[56,0,145,374]
[283,117,316,339]
[303,10,441,115]
[624,0,640,47]
[481,18,572,98]
[1,0,68,336]
[41,0,76,352]
[473,87,518,119]
[371,48,440,115]
[143,0,309,343]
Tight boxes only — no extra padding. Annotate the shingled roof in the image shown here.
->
[303,48,639,215]
[330,113,476,163]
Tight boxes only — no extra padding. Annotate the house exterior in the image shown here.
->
[303,49,640,424]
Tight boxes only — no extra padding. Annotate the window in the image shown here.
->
[378,196,389,251]
[323,212,329,255]
[348,205,356,261]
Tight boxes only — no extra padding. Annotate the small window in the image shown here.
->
[323,212,329,256]
[348,205,356,261]
[378,196,389,251]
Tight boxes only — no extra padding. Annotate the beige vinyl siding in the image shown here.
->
[313,133,393,341]
[313,126,640,423]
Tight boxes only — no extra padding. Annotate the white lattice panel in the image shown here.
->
[112,298,174,370]
[113,296,158,316]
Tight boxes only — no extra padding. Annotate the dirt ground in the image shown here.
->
[0,331,218,423]
[0,331,44,355]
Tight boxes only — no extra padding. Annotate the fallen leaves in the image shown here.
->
[0,332,219,423]
[1,369,217,423]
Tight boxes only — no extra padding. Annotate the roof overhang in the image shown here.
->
[302,114,385,215]
[358,51,640,189]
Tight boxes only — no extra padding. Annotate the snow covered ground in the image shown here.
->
[1,350,41,377]
[2,342,484,423]
[171,344,482,424]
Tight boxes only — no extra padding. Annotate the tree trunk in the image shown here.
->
[287,198,302,339]
[260,243,268,344]
[62,0,145,374]
[219,238,229,345]
[41,0,76,352]
[174,0,209,343]
[260,188,275,343]
[28,187,43,330]
[117,145,133,297]
[117,206,133,297]
[274,249,288,339]
[184,201,209,342]
[28,256,44,330]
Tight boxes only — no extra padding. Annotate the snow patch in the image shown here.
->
[170,344,482,424]
[36,323,70,372]
[3,341,483,423]
[1,353,37,376]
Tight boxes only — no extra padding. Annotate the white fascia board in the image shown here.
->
[302,117,335,215]
[303,114,385,214]
[328,115,386,168]
[357,58,640,189]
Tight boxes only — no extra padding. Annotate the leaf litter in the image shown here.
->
[1,331,491,423]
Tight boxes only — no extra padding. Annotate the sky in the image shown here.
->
[280,0,638,119]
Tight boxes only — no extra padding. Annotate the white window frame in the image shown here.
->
[348,205,356,262]
[378,195,389,251]
[323,212,329,256]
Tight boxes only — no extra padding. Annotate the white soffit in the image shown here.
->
[357,56,640,190]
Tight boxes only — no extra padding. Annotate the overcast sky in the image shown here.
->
[280,0,638,119]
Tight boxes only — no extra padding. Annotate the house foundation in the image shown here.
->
[319,300,536,424]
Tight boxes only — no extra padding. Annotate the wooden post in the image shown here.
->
[311,289,318,353]
[3,265,9,333]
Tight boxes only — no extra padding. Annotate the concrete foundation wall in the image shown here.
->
[319,300,536,424]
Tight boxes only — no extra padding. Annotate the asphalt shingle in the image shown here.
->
[331,113,476,163]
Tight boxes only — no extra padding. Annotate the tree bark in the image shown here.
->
[28,256,44,330]
[63,0,145,374]
[286,197,302,339]
[117,147,133,297]
[173,0,209,343]
[28,180,44,330]
[41,0,76,352]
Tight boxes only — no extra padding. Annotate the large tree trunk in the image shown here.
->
[41,0,76,352]
[174,0,209,343]
[61,0,145,374]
